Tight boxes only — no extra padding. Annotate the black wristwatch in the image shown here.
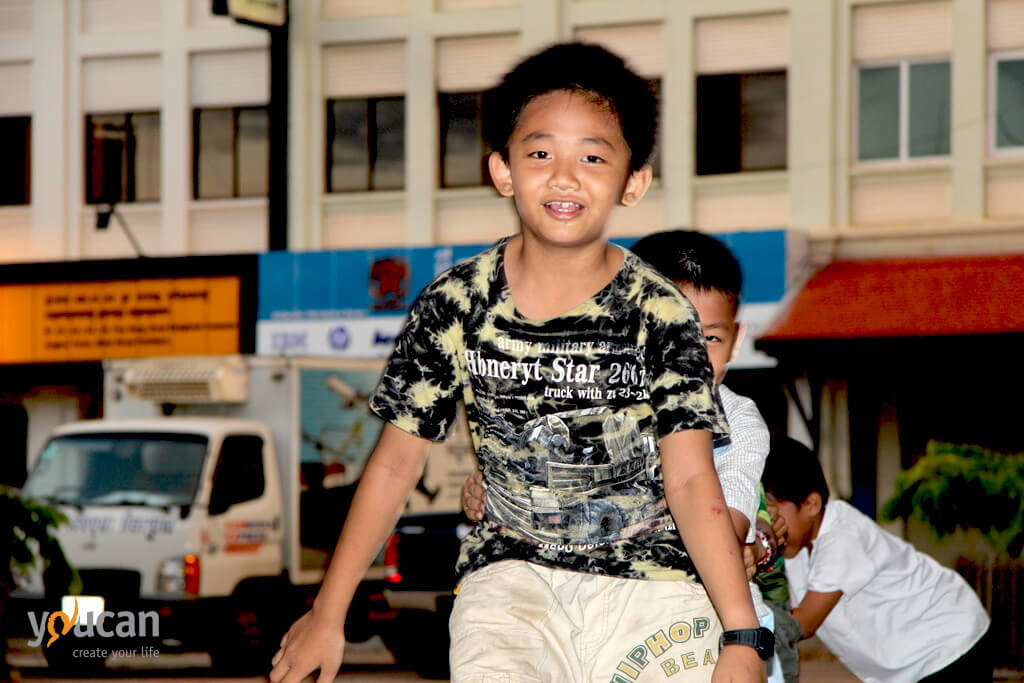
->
[719,627,775,660]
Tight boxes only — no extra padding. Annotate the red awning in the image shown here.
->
[758,253,1024,341]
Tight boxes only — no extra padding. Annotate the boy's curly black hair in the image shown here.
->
[630,230,743,314]
[483,42,657,172]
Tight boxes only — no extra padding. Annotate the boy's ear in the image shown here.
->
[488,152,514,197]
[801,491,823,518]
[620,164,653,207]
[728,321,747,364]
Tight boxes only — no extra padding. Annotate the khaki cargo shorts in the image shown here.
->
[449,560,723,682]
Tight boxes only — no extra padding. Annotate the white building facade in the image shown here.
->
[1,0,1022,263]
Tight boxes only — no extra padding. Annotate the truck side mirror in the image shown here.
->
[207,435,266,516]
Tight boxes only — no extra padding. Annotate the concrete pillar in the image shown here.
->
[950,0,986,220]
[161,0,189,255]
[788,0,836,232]
[663,2,693,228]
[522,0,563,54]
[404,0,437,245]
[31,0,69,259]
[288,0,313,250]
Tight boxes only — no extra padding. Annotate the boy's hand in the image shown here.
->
[461,469,486,521]
[751,517,781,574]
[269,609,346,683]
[770,508,788,547]
[714,643,767,682]
[765,501,788,550]
[742,543,757,581]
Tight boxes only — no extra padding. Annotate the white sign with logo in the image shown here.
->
[257,317,406,358]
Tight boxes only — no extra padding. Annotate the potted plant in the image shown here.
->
[882,440,1024,669]
[1,488,79,681]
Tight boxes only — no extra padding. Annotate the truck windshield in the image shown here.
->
[22,432,209,507]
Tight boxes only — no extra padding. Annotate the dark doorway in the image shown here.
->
[0,402,28,487]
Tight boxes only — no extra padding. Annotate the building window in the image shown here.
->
[193,106,269,200]
[696,71,787,176]
[0,116,30,206]
[326,97,405,192]
[994,55,1024,152]
[85,112,160,204]
[439,91,489,188]
[857,61,950,162]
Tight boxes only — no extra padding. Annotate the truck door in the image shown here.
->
[203,434,283,596]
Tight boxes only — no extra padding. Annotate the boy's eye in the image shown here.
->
[582,155,604,163]
[528,151,550,159]
[705,335,722,344]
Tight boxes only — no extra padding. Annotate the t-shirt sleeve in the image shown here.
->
[644,292,729,441]
[807,526,875,597]
[368,286,461,441]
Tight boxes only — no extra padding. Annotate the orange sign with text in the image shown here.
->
[0,277,241,364]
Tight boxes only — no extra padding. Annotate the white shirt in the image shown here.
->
[714,384,769,543]
[713,384,771,621]
[785,500,989,683]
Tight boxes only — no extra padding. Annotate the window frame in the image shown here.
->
[989,49,1024,157]
[84,110,161,205]
[0,115,31,207]
[694,70,788,177]
[325,95,406,194]
[191,105,270,201]
[854,57,952,165]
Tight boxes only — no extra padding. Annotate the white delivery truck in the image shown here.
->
[14,355,475,676]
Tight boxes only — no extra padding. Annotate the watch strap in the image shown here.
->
[719,627,775,660]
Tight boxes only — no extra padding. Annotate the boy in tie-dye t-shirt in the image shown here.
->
[270,43,766,683]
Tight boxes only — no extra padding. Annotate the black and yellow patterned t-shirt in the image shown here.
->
[369,239,729,583]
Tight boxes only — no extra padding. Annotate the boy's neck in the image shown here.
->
[503,233,623,320]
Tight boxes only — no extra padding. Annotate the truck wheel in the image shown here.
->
[209,600,280,675]
[381,609,450,680]
[343,589,374,643]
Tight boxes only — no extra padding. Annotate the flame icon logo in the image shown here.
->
[46,599,78,647]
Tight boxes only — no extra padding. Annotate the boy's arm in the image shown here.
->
[728,508,751,545]
[661,429,764,678]
[791,590,842,639]
[714,393,770,543]
[270,423,431,683]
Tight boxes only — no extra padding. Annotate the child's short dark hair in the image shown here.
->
[762,436,831,507]
[630,230,743,314]
[483,42,657,172]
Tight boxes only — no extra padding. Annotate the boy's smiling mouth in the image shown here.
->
[544,200,584,218]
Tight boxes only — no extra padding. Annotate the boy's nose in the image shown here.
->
[547,160,580,191]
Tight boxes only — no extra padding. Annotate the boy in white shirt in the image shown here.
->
[763,436,992,683]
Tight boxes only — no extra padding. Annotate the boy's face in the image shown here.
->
[679,285,745,386]
[766,491,822,558]
[488,91,652,249]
